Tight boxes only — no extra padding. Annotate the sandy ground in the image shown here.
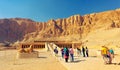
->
[57,49,120,70]
[0,49,120,70]
[0,50,67,70]
[58,55,120,70]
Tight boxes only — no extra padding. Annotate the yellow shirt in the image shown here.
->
[101,47,108,55]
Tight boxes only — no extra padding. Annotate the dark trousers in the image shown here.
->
[62,53,64,58]
[70,54,74,61]
[83,52,85,57]
[65,58,68,62]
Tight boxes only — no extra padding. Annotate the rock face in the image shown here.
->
[0,9,120,44]
[0,18,37,43]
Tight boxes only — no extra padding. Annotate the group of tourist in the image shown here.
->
[54,46,89,62]
[54,45,115,64]
[54,46,75,62]
[77,46,89,57]
[101,46,114,64]
[60,47,74,62]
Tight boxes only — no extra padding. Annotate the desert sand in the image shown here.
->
[58,49,120,70]
[0,49,67,70]
[0,48,120,70]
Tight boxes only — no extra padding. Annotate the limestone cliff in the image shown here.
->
[0,18,37,43]
[0,9,120,46]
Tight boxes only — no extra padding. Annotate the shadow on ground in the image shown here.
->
[104,63,120,65]
[38,56,47,58]
[90,56,97,58]
[67,59,86,63]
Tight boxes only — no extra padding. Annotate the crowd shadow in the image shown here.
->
[68,59,86,63]
[74,59,86,63]
[113,62,120,65]
[90,56,97,58]
[38,56,47,58]
[105,62,120,65]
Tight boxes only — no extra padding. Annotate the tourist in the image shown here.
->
[69,47,74,62]
[54,47,58,56]
[109,48,114,64]
[77,47,81,57]
[85,47,89,57]
[101,46,110,64]
[64,47,69,62]
[82,46,85,57]
[61,47,64,58]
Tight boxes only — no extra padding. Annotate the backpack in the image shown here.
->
[54,49,58,54]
